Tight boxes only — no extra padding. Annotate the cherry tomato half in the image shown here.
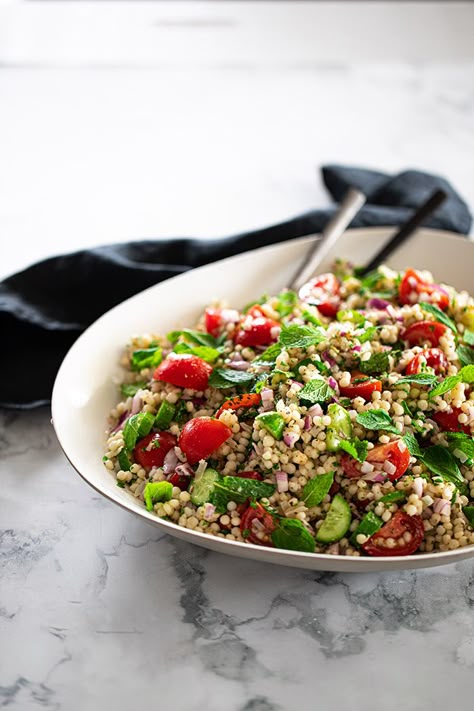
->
[298,273,341,318]
[240,502,275,545]
[215,392,262,418]
[234,314,280,348]
[133,432,177,469]
[204,308,223,338]
[362,511,424,556]
[154,353,213,391]
[339,371,382,400]
[433,408,472,435]
[405,348,448,375]
[167,471,191,490]
[399,268,449,310]
[179,416,232,465]
[402,321,447,347]
[235,471,263,481]
[341,439,410,482]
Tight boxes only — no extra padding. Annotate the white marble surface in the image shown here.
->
[1,3,474,710]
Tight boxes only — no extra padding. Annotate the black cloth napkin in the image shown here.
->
[1,165,471,410]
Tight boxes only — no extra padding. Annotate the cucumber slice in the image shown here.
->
[315,494,352,544]
[350,511,383,547]
[325,403,352,452]
[155,400,176,430]
[191,468,220,506]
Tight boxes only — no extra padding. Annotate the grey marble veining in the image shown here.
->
[1,409,474,710]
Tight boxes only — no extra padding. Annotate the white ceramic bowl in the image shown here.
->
[52,227,474,572]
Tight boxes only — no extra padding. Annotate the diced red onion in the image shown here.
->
[328,376,339,393]
[203,503,216,521]
[252,442,263,455]
[288,379,304,389]
[360,461,375,474]
[283,432,299,448]
[382,460,397,476]
[304,415,312,430]
[308,404,323,417]
[433,498,451,516]
[261,388,275,411]
[398,440,407,453]
[367,298,390,310]
[195,460,208,477]
[229,359,250,371]
[275,470,289,492]
[175,463,194,478]
[163,448,179,475]
[363,470,387,483]
[110,410,129,434]
[352,345,362,352]
[413,477,424,498]
[322,350,336,368]
[327,542,340,555]
[130,392,143,415]
[252,518,265,532]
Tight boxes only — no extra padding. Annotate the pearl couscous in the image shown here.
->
[103,263,474,557]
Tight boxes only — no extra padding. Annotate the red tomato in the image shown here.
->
[405,348,448,375]
[234,315,280,348]
[133,432,177,469]
[215,393,262,418]
[403,321,447,347]
[362,511,424,556]
[154,354,212,391]
[167,469,192,489]
[298,273,340,318]
[235,471,263,481]
[204,308,223,338]
[341,439,410,482]
[240,502,275,545]
[339,372,383,400]
[179,416,232,464]
[433,408,471,435]
[399,269,449,310]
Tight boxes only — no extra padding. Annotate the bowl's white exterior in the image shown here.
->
[52,228,474,572]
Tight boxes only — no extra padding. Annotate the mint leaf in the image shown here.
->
[463,506,474,527]
[298,378,335,406]
[379,490,407,504]
[355,409,399,435]
[154,400,176,430]
[279,324,326,349]
[211,476,275,512]
[120,381,148,397]
[357,326,378,344]
[337,309,366,325]
[173,343,221,363]
[301,307,322,327]
[402,432,423,458]
[359,352,389,376]
[457,345,474,366]
[255,412,286,440]
[358,269,384,290]
[301,471,334,507]
[464,330,474,346]
[131,347,162,372]
[339,438,368,462]
[251,343,282,366]
[167,328,217,348]
[122,411,155,451]
[117,448,132,471]
[275,290,298,318]
[209,368,256,389]
[396,373,438,387]
[460,364,474,383]
[419,302,457,333]
[420,445,464,489]
[350,511,383,546]
[429,374,461,399]
[447,432,474,464]
[271,518,315,553]
[143,481,173,511]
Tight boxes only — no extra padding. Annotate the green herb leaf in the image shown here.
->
[402,432,423,458]
[122,411,155,451]
[298,378,335,406]
[379,490,407,504]
[275,290,298,318]
[173,342,221,363]
[154,400,176,430]
[396,373,438,387]
[301,471,335,507]
[255,412,286,440]
[420,445,464,489]
[339,438,369,462]
[337,309,366,325]
[357,326,378,344]
[357,268,384,290]
[355,409,400,435]
[120,381,148,398]
[457,345,474,367]
[167,328,217,348]
[428,374,462,399]
[464,330,474,346]
[251,343,282,366]
[419,302,457,333]
[460,364,474,383]
[211,476,275,512]
[301,307,322,327]
[271,518,315,553]
[131,347,162,372]
[446,432,474,464]
[143,481,173,511]
[463,506,474,527]
[117,448,132,472]
[209,368,256,389]
[350,511,383,546]
[279,324,326,350]
[359,352,389,376]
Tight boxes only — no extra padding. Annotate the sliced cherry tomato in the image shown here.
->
[399,268,449,310]
[405,348,448,375]
[167,469,192,489]
[179,416,232,464]
[341,439,410,482]
[234,314,280,348]
[154,353,213,391]
[402,321,447,347]
[240,502,275,545]
[204,308,223,338]
[216,392,262,418]
[339,371,382,400]
[433,408,471,435]
[133,432,177,469]
[235,471,263,481]
[362,511,424,556]
[298,273,340,318]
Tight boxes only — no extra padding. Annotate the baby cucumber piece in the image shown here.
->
[315,494,352,544]
[191,468,220,506]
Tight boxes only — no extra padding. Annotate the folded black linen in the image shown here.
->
[1,165,471,409]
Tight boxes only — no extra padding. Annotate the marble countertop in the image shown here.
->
[1,3,474,710]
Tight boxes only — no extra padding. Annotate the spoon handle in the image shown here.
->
[289,188,366,291]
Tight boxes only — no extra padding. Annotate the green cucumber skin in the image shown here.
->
[190,468,219,506]
[315,494,352,544]
[325,404,352,452]
[350,512,383,547]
